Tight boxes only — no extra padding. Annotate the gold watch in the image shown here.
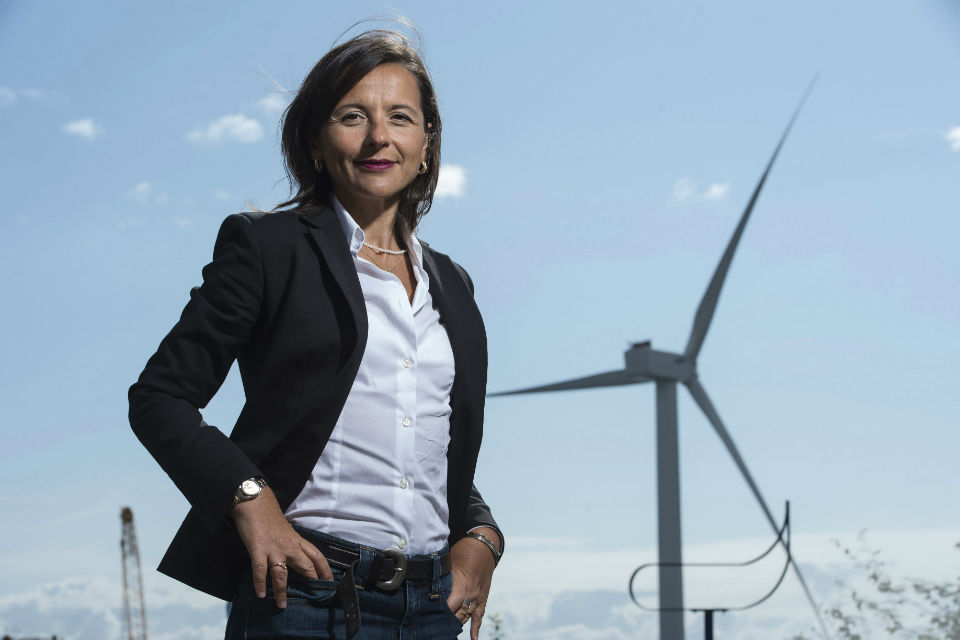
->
[231,477,267,508]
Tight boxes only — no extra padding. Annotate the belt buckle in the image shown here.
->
[376,547,407,590]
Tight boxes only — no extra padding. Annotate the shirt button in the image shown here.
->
[397,537,407,550]
[401,357,413,368]
[399,476,409,489]
[401,417,412,427]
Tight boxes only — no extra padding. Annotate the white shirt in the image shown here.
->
[285,198,456,554]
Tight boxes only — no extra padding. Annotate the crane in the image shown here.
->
[120,507,148,640]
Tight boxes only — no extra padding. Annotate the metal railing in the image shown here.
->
[628,502,793,639]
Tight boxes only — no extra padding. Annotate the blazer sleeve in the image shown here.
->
[128,213,264,534]
[464,483,505,553]
[451,258,505,554]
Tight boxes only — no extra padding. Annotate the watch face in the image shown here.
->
[241,479,260,497]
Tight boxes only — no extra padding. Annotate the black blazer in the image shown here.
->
[129,206,498,600]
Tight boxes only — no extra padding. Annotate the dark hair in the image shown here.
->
[276,30,442,236]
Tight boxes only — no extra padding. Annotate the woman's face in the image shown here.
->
[313,63,429,215]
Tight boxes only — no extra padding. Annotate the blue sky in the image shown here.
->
[2,1,959,638]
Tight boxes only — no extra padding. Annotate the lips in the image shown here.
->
[357,159,397,170]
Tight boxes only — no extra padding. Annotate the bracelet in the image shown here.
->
[466,531,502,566]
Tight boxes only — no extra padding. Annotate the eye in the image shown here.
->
[390,112,414,123]
[339,111,365,124]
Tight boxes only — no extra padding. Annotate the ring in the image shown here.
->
[273,560,287,570]
[462,598,472,609]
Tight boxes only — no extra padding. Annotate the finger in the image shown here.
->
[269,558,289,609]
[251,554,269,599]
[285,543,319,580]
[286,553,317,580]
[301,539,333,580]
[469,609,483,640]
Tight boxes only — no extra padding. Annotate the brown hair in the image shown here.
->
[276,29,442,237]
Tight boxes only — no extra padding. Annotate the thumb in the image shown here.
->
[446,570,466,612]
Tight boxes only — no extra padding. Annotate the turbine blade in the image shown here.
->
[684,377,830,639]
[684,76,818,360]
[488,370,650,397]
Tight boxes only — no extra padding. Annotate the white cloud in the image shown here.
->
[947,126,960,151]
[257,93,289,117]
[127,181,152,202]
[213,189,232,201]
[482,528,960,640]
[672,177,697,203]
[126,181,168,207]
[0,576,122,639]
[0,529,956,640]
[703,182,731,201]
[0,574,224,640]
[0,86,15,107]
[1,86,57,108]
[186,114,263,144]
[672,178,731,204]
[63,118,101,140]
[435,164,466,198]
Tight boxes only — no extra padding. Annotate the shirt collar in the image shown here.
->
[331,195,425,270]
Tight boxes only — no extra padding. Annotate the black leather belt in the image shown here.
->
[315,538,452,590]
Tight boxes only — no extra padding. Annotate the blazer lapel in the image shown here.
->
[299,207,368,341]
[421,246,460,366]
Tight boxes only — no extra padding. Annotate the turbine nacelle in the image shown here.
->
[624,342,695,382]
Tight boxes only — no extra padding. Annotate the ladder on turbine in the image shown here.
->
[120,507,149,640]
[628,502,793,640]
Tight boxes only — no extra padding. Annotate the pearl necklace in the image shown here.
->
[362,241,406,255]
[360,245,403,275]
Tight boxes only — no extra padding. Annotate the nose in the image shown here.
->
[365,117,389,148]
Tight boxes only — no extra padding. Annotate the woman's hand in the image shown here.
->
[231,486,333,609]
[446,527,500,640]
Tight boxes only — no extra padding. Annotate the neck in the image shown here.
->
[334,190,403,250]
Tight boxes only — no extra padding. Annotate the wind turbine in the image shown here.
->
[489,80,828,640]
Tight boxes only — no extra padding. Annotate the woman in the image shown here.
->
[129,29,502,640]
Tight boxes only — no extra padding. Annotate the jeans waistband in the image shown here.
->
[290,523,451,586]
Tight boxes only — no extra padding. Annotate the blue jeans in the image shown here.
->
[225,527,465,640]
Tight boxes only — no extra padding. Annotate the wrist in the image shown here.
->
[231,476,268,509]
[469,526,502,553]
[465,528,502,566]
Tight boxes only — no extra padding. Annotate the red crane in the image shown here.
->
[120,507,149,640]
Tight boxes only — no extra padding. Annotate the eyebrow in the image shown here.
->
[333,102,418,112]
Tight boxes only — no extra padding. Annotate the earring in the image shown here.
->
[313,158,323,173]
[418,161,428,175]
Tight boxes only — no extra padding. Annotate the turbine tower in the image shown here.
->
[120,507,149,640]
[490,81,827,639]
